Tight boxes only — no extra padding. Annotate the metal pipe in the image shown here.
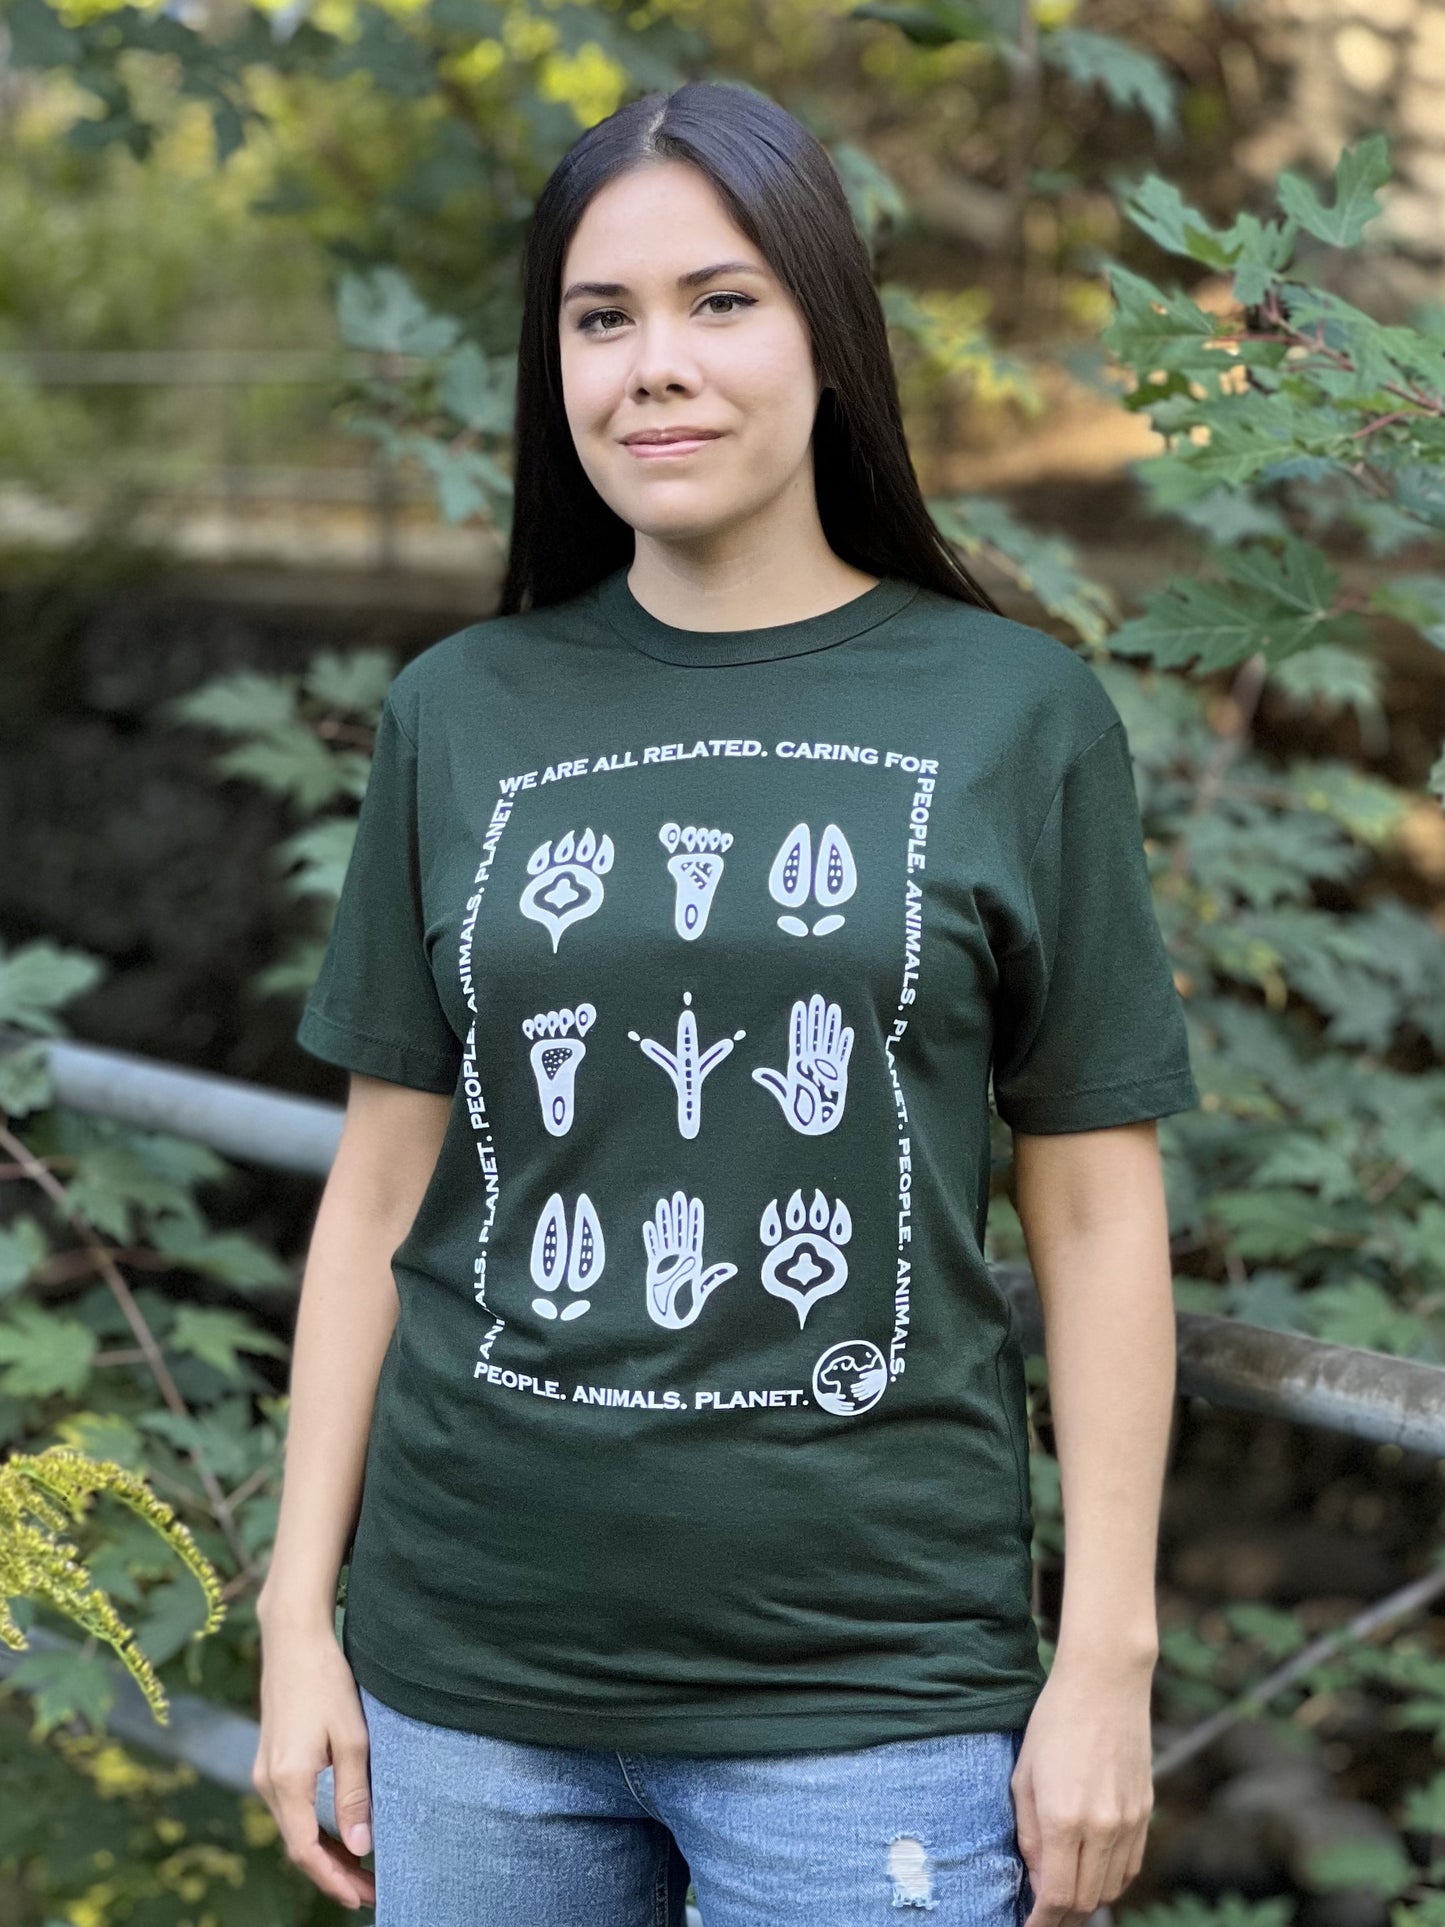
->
[5,1026,1443,1456]
[1,1026,341,1176]
[0,1628,705,1924]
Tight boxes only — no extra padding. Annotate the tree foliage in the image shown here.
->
[3,0,1445,1919]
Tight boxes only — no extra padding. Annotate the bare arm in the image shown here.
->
[1008,1119,1175,1926]
[250,1074,448,1908]
[257,1073,451,1632]
[1012,1116,1175,1667]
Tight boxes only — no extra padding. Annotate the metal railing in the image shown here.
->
[2,1021,1442,1923]
[13,1026,1443,1456]
[0,347,445,573]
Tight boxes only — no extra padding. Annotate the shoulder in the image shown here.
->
[384,581,607,732]
[905,583,1124,751]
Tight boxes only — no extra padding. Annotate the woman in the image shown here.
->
[254,79,1197,1926]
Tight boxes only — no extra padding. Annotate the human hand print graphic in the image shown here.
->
[643,1190,738,1331]
[752,993,853,1135]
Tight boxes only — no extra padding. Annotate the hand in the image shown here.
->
[751,993,854,1134]
[1011,1651,1155,1927]
[252,1614,376,1911]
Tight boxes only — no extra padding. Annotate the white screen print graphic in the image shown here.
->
[768,822,857,936]
[752,993,853,1134]
[643,1189,738,1329]
[760,1187,852,1327]
[813,1339,888,1416]
[523,1004,596,1136]
[629,991,747,1139]
[659,821,732,938]
[466,738,939,1406]
[519,827,614,951]
[530,1191,605,1320]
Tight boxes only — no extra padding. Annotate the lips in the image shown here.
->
[622,429,722,445]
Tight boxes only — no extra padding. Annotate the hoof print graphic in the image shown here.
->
[523,1004,596,1137]
[530,1191,605,1321]
[767,823,857,937]
[659,821,733,940]
[519,828,614,952]
[752,993,854,1135]
[759,1187,852,1328]
[642,1190,737,1331]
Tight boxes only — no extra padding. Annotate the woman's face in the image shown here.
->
[558,160,824,548]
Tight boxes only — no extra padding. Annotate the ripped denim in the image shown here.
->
[357,1683,1033,1926]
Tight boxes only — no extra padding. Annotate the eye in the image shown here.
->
[698,291,755,317]
[574,291,757,336]
[575,307,628,336]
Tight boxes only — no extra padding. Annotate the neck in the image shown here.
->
[627,530,879,634]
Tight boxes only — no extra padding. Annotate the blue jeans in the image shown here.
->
[358,1683,1035,1925]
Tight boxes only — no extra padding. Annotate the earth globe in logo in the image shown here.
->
[812,1339,888,1416]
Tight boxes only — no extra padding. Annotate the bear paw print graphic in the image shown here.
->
[658,821,732,940]
[530,1192,605,1321]
[523,1004,596,1137]
[519,828,614,952]
[759,1187,852,1328]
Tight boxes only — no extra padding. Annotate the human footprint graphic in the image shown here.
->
[530,1192,605,1321]
[642,1190,737,1330]
[659,821,733,940]
[522,1004,596,1137]
[752,993,854,1134]
[519,828,615,952]
[759,1188,852,1328]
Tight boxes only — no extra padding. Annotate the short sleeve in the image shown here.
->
[295,694,462,1095]
[990,719,1198,1134]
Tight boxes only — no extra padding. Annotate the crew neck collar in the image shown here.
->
[594,566,921,667]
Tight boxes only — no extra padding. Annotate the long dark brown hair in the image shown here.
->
[497,79,1003,619]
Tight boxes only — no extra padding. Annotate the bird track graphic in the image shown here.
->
[629,992,746,1139]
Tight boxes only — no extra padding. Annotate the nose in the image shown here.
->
[626,319,704,398]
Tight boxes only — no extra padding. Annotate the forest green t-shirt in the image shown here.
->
[295,563,1198,1756]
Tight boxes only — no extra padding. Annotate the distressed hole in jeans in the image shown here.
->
[887,1835,937,1910]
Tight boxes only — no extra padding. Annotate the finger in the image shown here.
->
[1011,1761,1043,1912]
[279,1789,372,1909]
[1099,1819,1144,1908]
[808,992,825,1056]
[1023,1831,1081,1927]
[1074,1826,1117,1916]
[1094,1826,1140,1919]
[331,1732,373,1860]
[298,1834,376,1909]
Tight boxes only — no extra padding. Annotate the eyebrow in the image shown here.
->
[560,261,768,306]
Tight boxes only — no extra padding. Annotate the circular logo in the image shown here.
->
[812,1339,888,1417]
